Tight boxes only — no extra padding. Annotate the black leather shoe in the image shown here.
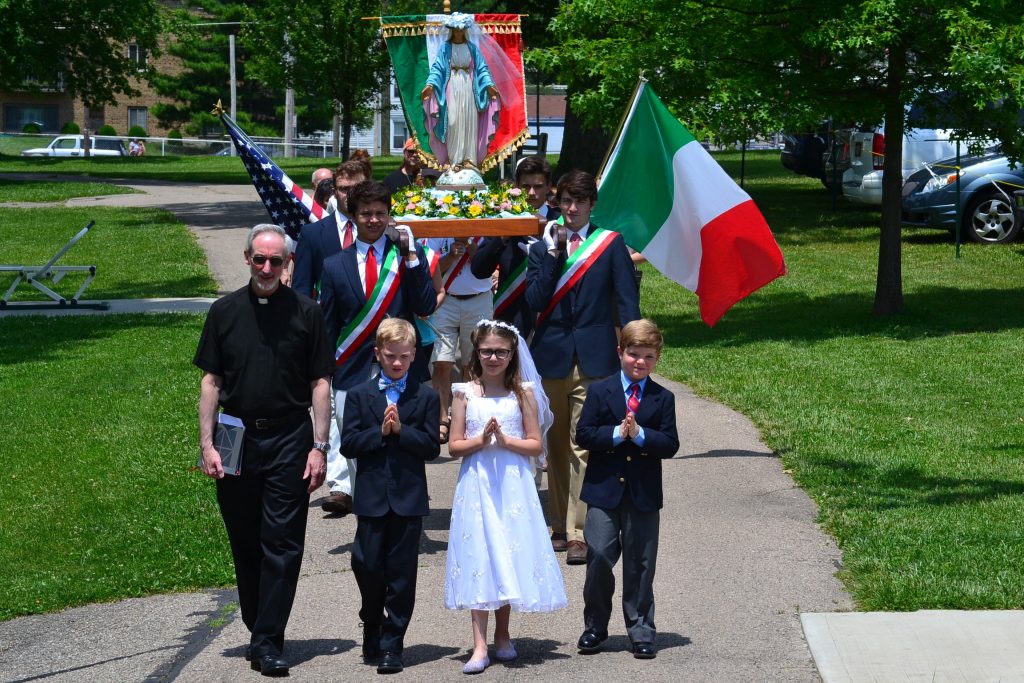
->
[632,642,657,659]
[250,654,290,676]
[577,629,607,653]
[377,651,403,674]
[362,623,381,663]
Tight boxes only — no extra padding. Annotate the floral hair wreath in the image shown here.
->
[443,12,475,29]
[476,318,520,342]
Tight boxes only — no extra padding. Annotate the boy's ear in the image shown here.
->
[617,345,624,357]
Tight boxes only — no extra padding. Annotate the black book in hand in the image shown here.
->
[197,413,245,475]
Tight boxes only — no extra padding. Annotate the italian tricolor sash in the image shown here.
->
[536,228,620,325]
[335,245,403,366]
[419,240,440,276]
[493,258,526,318]
[442,237,480,290]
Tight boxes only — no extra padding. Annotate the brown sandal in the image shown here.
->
[439,419,451,444]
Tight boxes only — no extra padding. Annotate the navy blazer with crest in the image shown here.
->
[524,226,641,379]
[319,238,437,391]
[340,376,441,517]
[575,374,680,513]
[293,212,348,299]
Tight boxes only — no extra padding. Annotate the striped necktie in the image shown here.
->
[627,383,641,415]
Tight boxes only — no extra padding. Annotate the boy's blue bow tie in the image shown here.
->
[378,376,407,394]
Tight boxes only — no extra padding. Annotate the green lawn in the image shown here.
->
[1,150,1022,621]
[0,178,137,203]
[0,207,217,300]
[0,315,232,621]
[0,152,404,184]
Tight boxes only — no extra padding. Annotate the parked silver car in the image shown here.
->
[901,146,1023,244]
[842,126,957,204]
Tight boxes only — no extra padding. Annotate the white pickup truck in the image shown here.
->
[20,135,128,157]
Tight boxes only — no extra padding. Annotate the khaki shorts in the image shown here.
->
[430,291,493,365]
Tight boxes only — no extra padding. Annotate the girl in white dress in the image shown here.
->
[445,319,567,674]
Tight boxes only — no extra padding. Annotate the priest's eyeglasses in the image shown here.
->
[251,254,285,267]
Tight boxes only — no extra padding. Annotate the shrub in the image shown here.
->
[167,129,183,140]
[128,125,147,138]
[97,124,117,136]
[60,122,81,134]
[22,123,41,134]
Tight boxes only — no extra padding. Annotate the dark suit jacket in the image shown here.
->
[293,212,348,299]
[341,377,441,517]
[319,238,437,390]
[576,374,679,513]
[524,226,641,378]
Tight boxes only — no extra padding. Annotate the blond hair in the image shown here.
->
[620,318,663,353]
[376,318,416,347]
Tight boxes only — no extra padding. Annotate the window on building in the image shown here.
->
[392,120,407,152]
[86,107,105,131]
[3,104,59,132]
[128,44,147,68]
[128,107,148,133]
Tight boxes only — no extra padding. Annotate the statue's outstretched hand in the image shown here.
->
[486,86,499,101]
[420,85,434,100]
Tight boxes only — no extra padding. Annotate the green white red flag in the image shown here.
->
[592,82,786,326]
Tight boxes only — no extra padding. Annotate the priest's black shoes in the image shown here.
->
[632,642,657,659]
[577,629,607,653]
[250,654,290,676]
[377,651,404,674]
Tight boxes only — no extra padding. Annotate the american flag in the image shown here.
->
[220,112,324,239]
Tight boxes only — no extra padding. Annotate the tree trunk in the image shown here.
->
[555,89,613,178]
[341,105,353,162]
[873,45,907,316]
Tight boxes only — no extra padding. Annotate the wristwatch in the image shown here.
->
[313,441,329,455]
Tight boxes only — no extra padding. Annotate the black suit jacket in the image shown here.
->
[293,212,348,299]
[576,374,679,513]
[341,377,441,517]
[319,239,437,390]
[524,226,641,378]
[470,235,535,337]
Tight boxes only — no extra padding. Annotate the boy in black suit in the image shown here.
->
[574,319,680,660]
[340,318,441,674]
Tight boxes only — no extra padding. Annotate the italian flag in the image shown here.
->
[380,13,528,172]
[593,82,786,326]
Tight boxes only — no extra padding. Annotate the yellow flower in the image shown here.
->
[415,206,425,215]
[411,194,422,203]
[448,205,460,215]
[468,204,483,217]
[442,195,454,204]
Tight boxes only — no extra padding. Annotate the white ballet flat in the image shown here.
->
[463,656,490,674]
[494,643,517,662]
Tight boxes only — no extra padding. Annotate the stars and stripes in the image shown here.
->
[219,112,324,239]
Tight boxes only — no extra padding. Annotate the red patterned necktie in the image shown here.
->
[364,246,377,300]
[627,383,641,415]
[569,231,582,255]
[342,220,354,249]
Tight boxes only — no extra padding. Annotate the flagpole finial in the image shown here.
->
[638,70,648,83]
[211,100,226,117]
[443,0,451,13]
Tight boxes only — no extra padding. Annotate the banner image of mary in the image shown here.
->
[420,12,501,170]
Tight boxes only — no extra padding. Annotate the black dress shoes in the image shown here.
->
[377,651,404,674]
[577,629,607,653]
[632,642,657,659]
[362,623,382,663]
[250,654,290,676]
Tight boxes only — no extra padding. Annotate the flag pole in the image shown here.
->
[596,73,647,184]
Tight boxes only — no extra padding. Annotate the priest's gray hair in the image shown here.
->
[246,223,292,258]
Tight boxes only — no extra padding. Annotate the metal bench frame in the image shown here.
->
[1,221,97,306]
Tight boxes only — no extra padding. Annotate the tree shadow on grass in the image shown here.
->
[654,285,1024,349]
[0,313,200,366]
[809,456,1024,512]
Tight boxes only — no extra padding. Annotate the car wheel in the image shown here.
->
[963,190,1022,244]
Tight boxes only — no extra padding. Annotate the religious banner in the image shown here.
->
[382,13,528,173]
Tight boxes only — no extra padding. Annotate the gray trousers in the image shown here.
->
[582,491,660,644]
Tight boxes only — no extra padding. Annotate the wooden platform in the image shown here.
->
[393,216,542,238]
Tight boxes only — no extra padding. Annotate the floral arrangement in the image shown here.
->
[391,183,535,220]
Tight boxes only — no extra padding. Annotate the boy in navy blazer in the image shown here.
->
[524,170,641,564]
[340,319,441,674]
[574,319,679,660]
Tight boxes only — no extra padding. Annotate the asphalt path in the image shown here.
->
[0,178,853,682]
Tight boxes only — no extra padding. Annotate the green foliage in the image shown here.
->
[21,123,40,134]
[167,129,183,140]
[60,122,81,134]
[97,124,118,136]
[0,1,165,107]
[0,179,137,203]
[128,125,148,138]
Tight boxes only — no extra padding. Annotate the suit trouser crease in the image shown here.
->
[583,491,659,644]
[328,388,356,495]
[216,418,311,657]
[352,513,423,654]
[542,362,595,541]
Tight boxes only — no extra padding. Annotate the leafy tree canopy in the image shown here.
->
[0,0,165,107]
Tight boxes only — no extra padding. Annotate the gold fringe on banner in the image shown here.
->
[479,128,530,173]
[380,17,521,39]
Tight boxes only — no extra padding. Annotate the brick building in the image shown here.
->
[0,40,184,137]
